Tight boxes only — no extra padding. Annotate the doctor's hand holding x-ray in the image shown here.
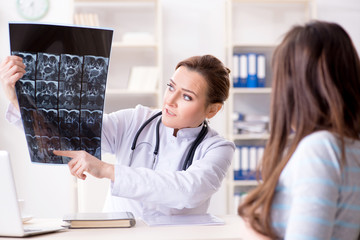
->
[1,54,235,217]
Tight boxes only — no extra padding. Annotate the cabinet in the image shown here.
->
[225,0,316,214]
[73,0,162,114]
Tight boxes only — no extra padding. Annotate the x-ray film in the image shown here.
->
[9,23,113,164]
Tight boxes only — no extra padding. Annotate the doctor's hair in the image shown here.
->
[175,55,230,106]
[238,20,360,238]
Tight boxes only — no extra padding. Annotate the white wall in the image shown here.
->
[1,0,360,218]
[316,0,360,54]
[161,0,227,214]
[0,0,75,218]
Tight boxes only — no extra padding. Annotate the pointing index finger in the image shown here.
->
[53,150,79,158]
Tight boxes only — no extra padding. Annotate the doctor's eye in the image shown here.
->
[167,83,175,91]
[183,94,192,101]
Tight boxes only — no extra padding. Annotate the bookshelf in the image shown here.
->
[73,0,162,114]
[225,0,316,214]
[72,0,162,212]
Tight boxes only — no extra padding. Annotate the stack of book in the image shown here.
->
[232,53,266,88]
[63,212,136,229]
[232,112,269,134]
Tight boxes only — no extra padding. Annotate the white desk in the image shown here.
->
[0,215,244,240]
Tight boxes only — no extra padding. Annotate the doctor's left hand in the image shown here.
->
[53,150,114,181]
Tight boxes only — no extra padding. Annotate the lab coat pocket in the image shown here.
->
[130,141,155,168]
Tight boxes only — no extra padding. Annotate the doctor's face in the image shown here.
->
[162,66,210,130]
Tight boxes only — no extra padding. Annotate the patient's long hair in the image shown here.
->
[238,20,360,238]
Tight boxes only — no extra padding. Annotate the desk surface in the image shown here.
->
[0,215,244,240]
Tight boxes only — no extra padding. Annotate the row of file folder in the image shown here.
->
[232,53,266,88]
[233,191,248,214]
[233,145,264,180]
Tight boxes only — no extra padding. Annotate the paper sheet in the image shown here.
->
[141,214,225,227]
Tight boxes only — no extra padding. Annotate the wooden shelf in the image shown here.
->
[231,87,271,94]
[112,41,157,48]
[106,89,158,95]
[232,133,270,140]
[231,180,259,186]
[232,0,312,4]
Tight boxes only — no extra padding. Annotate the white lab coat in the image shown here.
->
[6,104,235,217]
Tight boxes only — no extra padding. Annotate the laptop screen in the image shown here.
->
[0,150,26,236]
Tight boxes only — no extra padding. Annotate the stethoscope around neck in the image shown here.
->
[129,111,208,170]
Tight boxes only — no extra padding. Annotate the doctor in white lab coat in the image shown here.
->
[1,54,235,217]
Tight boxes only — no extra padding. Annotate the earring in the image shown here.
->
[206,119,210,125]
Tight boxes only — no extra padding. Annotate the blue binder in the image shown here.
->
[246,53,257,88]
[232,54,241,87]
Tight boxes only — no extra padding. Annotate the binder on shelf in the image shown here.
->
[249,146,257,179]
[239,54,248,87]
[257,146,264,166]
[233,145,242,180]
[232,54,240,87]
[241,146,249,176]
[246,53,257,88]
[233,147,241,176]
[257,54,266,87]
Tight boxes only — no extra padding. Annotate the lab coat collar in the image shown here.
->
[165,122,205,139]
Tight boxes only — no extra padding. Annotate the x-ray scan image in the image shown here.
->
[36,81,58,109]
[80,110,102,138]
[26,135,44,163]
[20,107,37,136]
[83,56,108,84]
[60,54,83,82]
[59,82,81,109]
[13,49,109,164]
[37,109,59,136]
[81,83,105,110]
[10,23,112,164]
[59,109,80,138]
[12,52,36,80]
[15,80,36,108]
[16,52,108,164]
[60,137,81,163]
[81,137,101,159]
[41,136,62,164]
[38,108,58,125]
[36,53,60,80]
[60,137,81,151]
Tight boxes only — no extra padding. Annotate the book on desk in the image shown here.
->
[63,212,136,229]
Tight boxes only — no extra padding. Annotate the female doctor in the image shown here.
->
[0,54,235,217]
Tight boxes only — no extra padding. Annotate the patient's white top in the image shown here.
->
[7,104,235,217]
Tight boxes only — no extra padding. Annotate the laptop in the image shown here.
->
[0,150,64,237]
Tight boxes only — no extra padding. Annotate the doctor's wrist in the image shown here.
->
[102,163,114,181]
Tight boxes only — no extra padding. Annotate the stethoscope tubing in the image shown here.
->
[130,111,208,171]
